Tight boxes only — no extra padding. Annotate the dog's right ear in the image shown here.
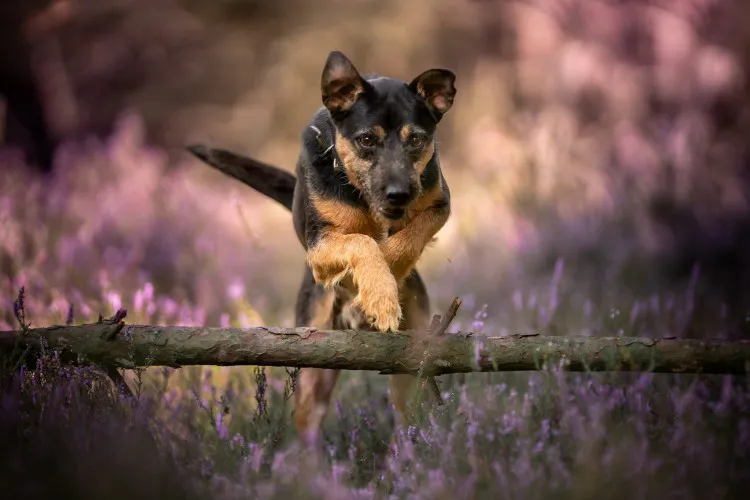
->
[321,51,366,114]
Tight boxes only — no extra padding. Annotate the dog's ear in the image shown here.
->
[409,69,457,120]
[321,51,367,114]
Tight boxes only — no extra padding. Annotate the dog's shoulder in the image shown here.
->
[293,106,377,249]
[298,107,365,207]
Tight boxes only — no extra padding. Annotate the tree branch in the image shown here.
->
[2,319,749,375]
[418,297,463,403]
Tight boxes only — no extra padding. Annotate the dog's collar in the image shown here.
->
[309,125,341,170]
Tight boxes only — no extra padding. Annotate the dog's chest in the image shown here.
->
[341,208,415,242]
[331,281,374,331]
[372,208,420,240]
[385,214,412,235]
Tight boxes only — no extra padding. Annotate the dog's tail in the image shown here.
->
[186,144,296,212]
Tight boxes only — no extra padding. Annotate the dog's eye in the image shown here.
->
[408,134,428,149]
[357,134,377,148]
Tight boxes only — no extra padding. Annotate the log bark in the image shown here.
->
[2,320,750,375]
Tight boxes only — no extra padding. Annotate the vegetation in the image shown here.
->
[2,1,750,497]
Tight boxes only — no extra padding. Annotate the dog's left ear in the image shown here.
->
[409,69,457,120]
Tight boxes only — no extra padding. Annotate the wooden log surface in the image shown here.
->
[2,316,749,375]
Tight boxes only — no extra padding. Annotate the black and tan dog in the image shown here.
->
[187,50,456,445]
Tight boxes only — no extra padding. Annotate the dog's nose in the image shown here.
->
[385,185,411,206]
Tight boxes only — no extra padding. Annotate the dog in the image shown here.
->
[186,50,456,446]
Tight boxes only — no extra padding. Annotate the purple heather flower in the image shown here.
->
[215,412,229,440]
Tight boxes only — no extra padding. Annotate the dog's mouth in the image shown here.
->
[380,207,406,220]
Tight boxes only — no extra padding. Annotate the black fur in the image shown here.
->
[185,144,296,211]
[187,49,457,444]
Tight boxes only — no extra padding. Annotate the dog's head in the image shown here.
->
[320,51,456,221]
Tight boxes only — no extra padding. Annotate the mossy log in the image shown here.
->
[2,316,749,375]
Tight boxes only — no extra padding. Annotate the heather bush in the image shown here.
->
[1,271,748,497]
[2,0,750,497]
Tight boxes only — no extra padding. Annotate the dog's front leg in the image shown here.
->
[307,232,402,332]
[380,201,450,283]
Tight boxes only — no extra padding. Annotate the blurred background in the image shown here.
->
[3,5,750,494]
[2,0,750,340]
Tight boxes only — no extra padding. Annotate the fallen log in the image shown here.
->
[1,312,749,375]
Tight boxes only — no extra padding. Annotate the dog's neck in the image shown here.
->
[308,124,341,170]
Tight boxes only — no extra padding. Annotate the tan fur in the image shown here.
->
[309,176,447,316]
[371,125,386,140]
[297,193,445,442]
[294,368,339,445]
[381,181,449,282]
[293,288,339,445]
[293,272,434,445]
[334,132,370,191]
[296,185,446,443]
[398,125,413,141]
[414,141,435,176]
[307,230,402,333]
[310,193,383,239]
[389,280,432,431]
[399,125,437,177]
[190,51,455,448]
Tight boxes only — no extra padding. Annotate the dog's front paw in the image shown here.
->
[353,275,402,333]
